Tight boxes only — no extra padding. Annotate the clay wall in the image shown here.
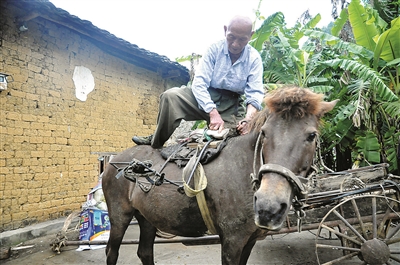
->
[0,3,185,231]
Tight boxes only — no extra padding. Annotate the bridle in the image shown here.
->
[250,131,308,200]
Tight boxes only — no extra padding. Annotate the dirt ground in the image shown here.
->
[1,223,388,265]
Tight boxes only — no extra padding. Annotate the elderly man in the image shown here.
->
[132,15,264,148]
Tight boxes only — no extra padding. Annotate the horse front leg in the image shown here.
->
[135,212,157,265]
[220,230,260,265]
[220,238,243,265]
[239,237,257,265]
[105,211,135,265]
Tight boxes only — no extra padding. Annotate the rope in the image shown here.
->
[250,132,263,190]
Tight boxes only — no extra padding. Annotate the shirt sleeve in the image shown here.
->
[244,52,264,111]
[191,44,218,113]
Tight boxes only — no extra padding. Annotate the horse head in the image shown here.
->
[249,86,338,230]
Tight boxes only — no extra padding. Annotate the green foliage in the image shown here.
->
[373,17,400,69]
[355,131,381,165]
[250,0,400,173]
[250,12,285,51]
[331,8,349,37]
[323,59,398,101]
[348,0,379,51]
[383,127,399,172]
[383,101,400,118]
[175,54,202,63]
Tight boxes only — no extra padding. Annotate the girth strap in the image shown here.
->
[182,155,217,235]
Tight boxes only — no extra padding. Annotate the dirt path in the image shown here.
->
[2,223,365,265]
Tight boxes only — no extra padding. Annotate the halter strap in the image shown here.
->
[250,132,263,190]
[250,131,308,200]
[257,163,308,200]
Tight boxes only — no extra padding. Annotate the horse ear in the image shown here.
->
[318,99,339,117]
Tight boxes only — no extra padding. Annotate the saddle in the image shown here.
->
[113,128,236,193]
[160,128,233,167]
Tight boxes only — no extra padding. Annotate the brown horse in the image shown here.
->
[102,86,338,265]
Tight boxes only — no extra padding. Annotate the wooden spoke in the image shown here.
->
[319,252,358,265]
[372,196,377,238]
[351,198,368,240]
[390,255,400,262]
[386,222,400,241]
[386,236,400,245]
[316,243,361,252]
[378,202,396,238]
[320,224,362,245]
[316,195,400,265]
[332,209,366,243]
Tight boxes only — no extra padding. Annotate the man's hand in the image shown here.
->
[209,108,224,132]
[237,104,258,135]
[236,119,250,135]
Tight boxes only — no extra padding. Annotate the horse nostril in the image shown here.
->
[278,203,287,216]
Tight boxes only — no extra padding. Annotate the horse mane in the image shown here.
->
[248,86,325,132]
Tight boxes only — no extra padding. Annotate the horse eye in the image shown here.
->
[307,132,317,142]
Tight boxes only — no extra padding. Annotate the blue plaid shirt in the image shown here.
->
[192,39,264,113]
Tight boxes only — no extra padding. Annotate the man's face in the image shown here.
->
[224,25,252,56]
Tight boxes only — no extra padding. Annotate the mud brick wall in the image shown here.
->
[0,3,186,231]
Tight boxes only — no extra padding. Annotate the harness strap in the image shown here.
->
[182,155,217,234]
[194,165,217,235]
[257,163,308,199]
[250,132,263,191]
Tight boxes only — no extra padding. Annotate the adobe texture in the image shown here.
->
[0,2,186,231]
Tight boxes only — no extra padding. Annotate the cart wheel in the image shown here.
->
[315,195,400,265]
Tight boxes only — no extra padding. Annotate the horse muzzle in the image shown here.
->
[253,164,308,230]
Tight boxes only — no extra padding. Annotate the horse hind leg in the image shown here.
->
[105,211,135,265]
[135,212,157,265]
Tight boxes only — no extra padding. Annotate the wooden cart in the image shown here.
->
[270,163,400,265]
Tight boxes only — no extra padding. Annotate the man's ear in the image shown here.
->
[224,25,227,35]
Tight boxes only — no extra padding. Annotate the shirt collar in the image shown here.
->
[223,40,249,63]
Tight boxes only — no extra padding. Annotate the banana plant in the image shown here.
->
[312,0,399,173]
[250,11,332,90]
[250,0,399,173]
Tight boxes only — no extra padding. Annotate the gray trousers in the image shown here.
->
[151,86,245,148]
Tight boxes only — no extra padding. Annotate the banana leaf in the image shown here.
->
[383,128,399,172]
[373,17,400,69]
[304,29,373,59]
[348,0,379,51]
[331,8,349,37]
[250,12,285,51]
[309,85,334,94]
[292,14,321,42]
[323,59,398,101]
[355,130,381,163]
[382,101,400,119]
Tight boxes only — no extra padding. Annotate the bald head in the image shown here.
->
[226,15,253,34]
[224,15,254,57]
